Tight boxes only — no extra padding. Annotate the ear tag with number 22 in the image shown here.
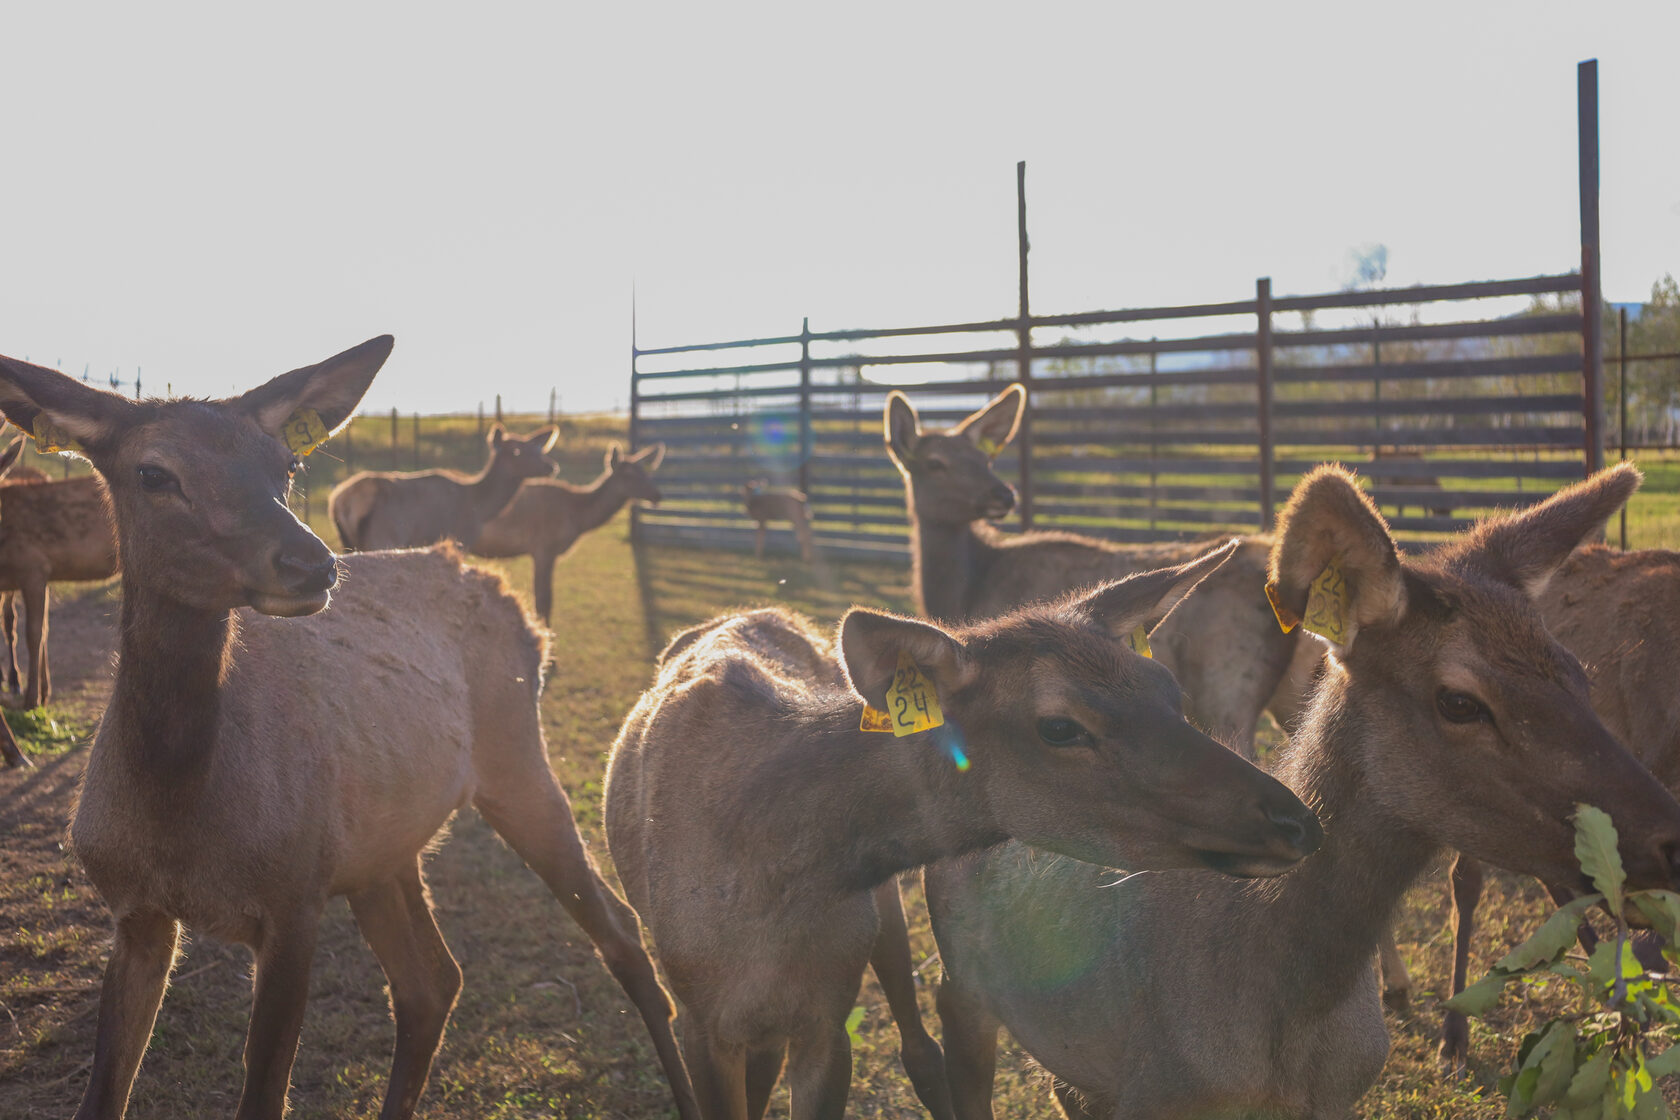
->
[860,651,946,737]
[282,408,330,456]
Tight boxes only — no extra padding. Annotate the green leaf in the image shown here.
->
[1632,891,1680,946]
[1498,896,1604,972]
[1510,1065,1542,1117]
[1645,1044,1680,1079]
[1444,970,1514,1017]
[1567,1049,1614,1108]
[1576,804,1628,919]
[843,1005,866,1047]
[1530,1021,1580,1110]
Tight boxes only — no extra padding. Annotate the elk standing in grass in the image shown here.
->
[604,540,1321,1120]
[329,422,559,551]
[472,441,665,623]
[0,341,698,1120]
[0,436,29,766]
[923,464,1680,1120]
[0,437,120,708]
[741,480,814,562]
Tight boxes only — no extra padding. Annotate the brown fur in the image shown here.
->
[925,463,1680,1120]
[742,481,814,562]
[328,423,558,551]
[471,442,665,623]
[0,343,699,1120]
[604,544,1323,1120]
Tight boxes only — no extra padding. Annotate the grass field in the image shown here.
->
[2,426,1679,1118]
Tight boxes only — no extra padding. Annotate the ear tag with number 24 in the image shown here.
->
[860,651,946,737]
[282,408,330,456]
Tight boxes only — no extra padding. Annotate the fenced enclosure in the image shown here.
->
[629,271,1595,559]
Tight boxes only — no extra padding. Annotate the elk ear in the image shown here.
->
[606,443,622,470]
[954,383,1025,456]
[536,426,560,453]
[884,391,920,467]
[0,434,23,479]
[488,423,506,447]
[1077,538,1240,638]
[632,442,665,471]
[839,608,974,712]
[238,335,392,444]
[1448,462,1639,598]
[1269,465,1405,653]
[0,355,138,458]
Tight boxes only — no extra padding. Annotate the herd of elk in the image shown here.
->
[8,343,1680,1120]
[603,547,1320,1119]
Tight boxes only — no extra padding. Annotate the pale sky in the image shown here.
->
[3,1,1676,414]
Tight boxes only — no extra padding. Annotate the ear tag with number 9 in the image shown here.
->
[859,651,946,737]
[1301,554,1350,645]
[32,415,83,455]
[282,408,330,456]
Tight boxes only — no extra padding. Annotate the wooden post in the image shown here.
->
[495,394,503,426]
[797,317,812,496]
[477,401,484,439]
[1256,277,1276,530]
[412,412,420,469]
[1619,306,1629,549]
[629,292,642,544]
[1579,58,1605,475]
[389,407,398,469]
[1148,345,1158,533]
[1014,159,1035,530]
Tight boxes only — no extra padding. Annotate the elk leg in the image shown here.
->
[744,1042,787,1120]
[870,878,953,1120]
[73,911,180,1120]
[348,864,463,1120]
[236,912,322,1120]
[530,550,558,625]
[680,1019,748,1120]
[21,579,46,709]
[2,591,18,694]
[795,514,813,563]
[754,523,766,560]
[1438,852,1485,1069]
[1377,932,1411,1013]
[937,971,1001,1120]
[785,1023,851,1120]
[474,775,700,1120]
[0,716,26,769]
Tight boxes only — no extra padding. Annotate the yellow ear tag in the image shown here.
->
[1300,554,1350,645]
[860,651,946,737]
[32,415,83,455]
[1264,580,1300,634]
[1126,625,1152,658]
[977,436,1002,460]
[281,408,330,456]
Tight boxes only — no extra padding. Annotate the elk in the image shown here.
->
[924,464,1680,1120]
[741,480,814,561]
[1368,447,1453,519]
[328,422,559,551]
[471,442,665,623]
[603,540,1322,1120]
[0,341,698,1120]
[1427,542,1680,1065]
[0,437,27,766]
[0,438,120,708]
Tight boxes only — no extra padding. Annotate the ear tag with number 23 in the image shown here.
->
[282,408,330,456]
[1264,553,1349,646]
[860,651,946,737]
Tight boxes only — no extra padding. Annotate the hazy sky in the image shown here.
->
[4,1,1676,414]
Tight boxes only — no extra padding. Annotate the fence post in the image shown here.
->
[477,401,484,439]
[495,394,503,426]
[412,412,420,469]
[1619,306,1628,549]
[798,317,812,496]
[1256,277,1276,531]
[629,326,642,545]
[389,407,398,468]
[1579,58,1605,475]
[1015,159,1035,530]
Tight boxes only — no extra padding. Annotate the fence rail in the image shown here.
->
[630,272,1594,560]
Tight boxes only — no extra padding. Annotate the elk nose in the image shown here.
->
[1265,800,1324,858]
[275,545,338,594]
[989,483,1016,510]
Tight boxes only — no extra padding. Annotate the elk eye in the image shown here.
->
[137,465,177,494]
[1037,717,1092,748]
[287,456,303,476]
[1437,689,1488,724]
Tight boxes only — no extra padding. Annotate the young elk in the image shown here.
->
[741,480,815,562]
[1431,542,1680,1065]
[886,385,1300,751]
[0,438,120,707]
[0,342,698,1120]
[603,541,1323,1120]
[925,464,1680,1120]
[328,422,558,550]
[471,442,665,623]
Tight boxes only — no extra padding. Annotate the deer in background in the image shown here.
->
[604,540,1321,1120]
[741,480,814,562]
[472,441,665,624]
[0,341,699,1120]
[924,464,1680,1120]
[0,436,28,766]
[329,422,558,551]
[0,435,45,699]
[0,435,121,708]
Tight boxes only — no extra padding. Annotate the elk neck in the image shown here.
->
[908,509,999,623]
[573,469,634,533]
[466,457,531,518]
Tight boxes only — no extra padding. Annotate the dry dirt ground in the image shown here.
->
[0,536,1613,1119]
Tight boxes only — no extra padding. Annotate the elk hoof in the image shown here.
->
[1438,1014,1470,1073]
[1382,985,1411,1015]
